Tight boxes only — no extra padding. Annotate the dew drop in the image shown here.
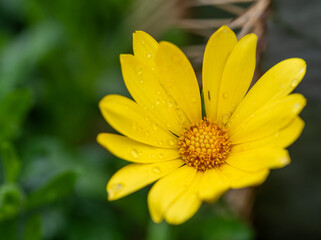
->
[155,98,160,105]
[156,90,162,95]
[293,103,302,113]
[159,140,164,146]
[291,78,299,87]
[145,130,150,136]
[136,66,143,75]
[151,154,156,158]
[280,83,286,89]
[168,139,175,146]
[108,183,123,198]
[131,149,139,158]
[152,167,161,174]
[158,153,164,159]
[167,101,173,108]
[223,92,229,99]
[281,157,289,164]
[274,132,280,138]
[146,52,152,58]
[166,123,171,128]
[250,113,255,118]
[152,123,158,130]
[141,39,145,45]
[139,79,144,84]
[222,114,229,124]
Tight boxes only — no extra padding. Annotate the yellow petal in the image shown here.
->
[198,168,229,202]
[133,30,158,68]
[120,54,187,135]
[155,41,202,123]
[203,26,237,121]
[216,33,257,124]
[219,164,270,189]
[232,117,304,153]
[148,165,197,223]
[230,94,306,144]
[164,172,203,225]
[97,133,180,163]
[226,148,290,172]
[228,58,306,130]
[99,94,177,148]
[107,159,183,201]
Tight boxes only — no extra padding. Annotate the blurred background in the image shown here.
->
[0,0,320,239]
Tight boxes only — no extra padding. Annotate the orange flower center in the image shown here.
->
[178,118,231,171]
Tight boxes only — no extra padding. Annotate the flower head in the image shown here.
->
[98,26,306,225]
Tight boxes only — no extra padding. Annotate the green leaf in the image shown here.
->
[0,89,33,142]
[0,142,21,183]
[23,215,42,240]
[0,183,24,221]
[25,171,77,209]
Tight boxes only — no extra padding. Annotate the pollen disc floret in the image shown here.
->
[178,118,231,171]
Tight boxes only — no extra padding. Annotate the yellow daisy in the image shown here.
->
[97,26,306,225]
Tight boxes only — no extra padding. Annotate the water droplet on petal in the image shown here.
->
[146,52,152,58]
[158,153,163,159]
[291,78,299,87]
[152,123,158,130]
[274,132,280,138]
[223,92,229,99]
[159,140,164,146]
[139,79,144,84]
[166,123,171,128]
[155,99,160,105]
[293,103,302,113]
[222,114,229,124]
[131,149,139,158]
[281,157,289,164]
[152,167,161,173]
[168,139,175,146]
[108,183,123,198]
[167,101,173,108]
[136,66,143,75]
[250,113,255,118]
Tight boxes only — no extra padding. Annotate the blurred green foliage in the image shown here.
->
[0,0,254,239]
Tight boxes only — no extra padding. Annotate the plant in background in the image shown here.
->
[98,25,306,224]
